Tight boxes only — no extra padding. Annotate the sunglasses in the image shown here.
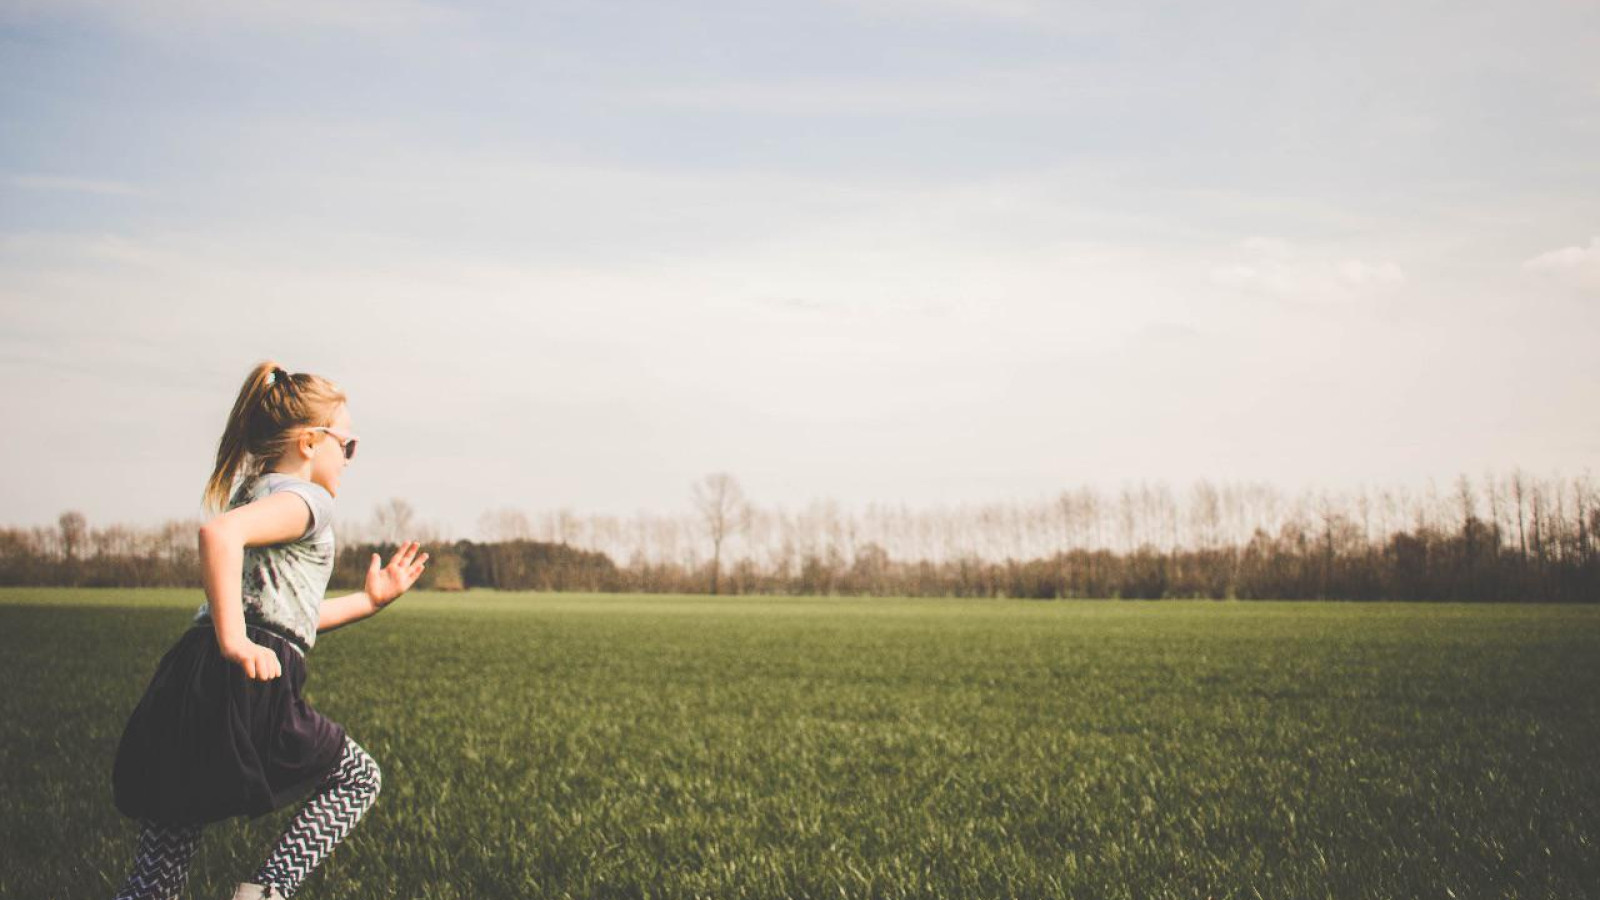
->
[306,426,359,461]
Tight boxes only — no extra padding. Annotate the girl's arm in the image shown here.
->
[316,591,379,634]
[317,541,428,634]
[198,491,318,681]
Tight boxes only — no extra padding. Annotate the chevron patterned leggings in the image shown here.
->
[111,736,381,900]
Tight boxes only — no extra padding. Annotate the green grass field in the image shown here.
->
[3,588,1598,899]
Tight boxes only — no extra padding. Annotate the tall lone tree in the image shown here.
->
[58,510,87,584]
[692,472,750,595]
[58,510,87,563]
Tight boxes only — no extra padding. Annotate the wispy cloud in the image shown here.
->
[1209,237,1407,303]
[625,61,1137,116]
[821,0,1138,32]
[1523,236,1600,291]
[1131,321,1200,343]
[7,174,146,197]
[0,0,460,33]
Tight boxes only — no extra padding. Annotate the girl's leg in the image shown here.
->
[249,735,382,897]
[112,818,203,900]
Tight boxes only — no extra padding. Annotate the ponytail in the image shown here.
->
[202,360,348,513]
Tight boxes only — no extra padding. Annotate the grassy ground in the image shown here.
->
[3,587,1597,899]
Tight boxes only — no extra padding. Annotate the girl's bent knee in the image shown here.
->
[344,738,381,796]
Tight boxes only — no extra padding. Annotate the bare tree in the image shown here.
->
[478,507,532,542]
[1484,471,1505,551]
[57,510,87,585]
[372,498,417,545]
[58,511,87,563]
[1576,474,1593,565]
[1512,469,1529,561]
[1189,480,1222,553]
[692,472,750,595]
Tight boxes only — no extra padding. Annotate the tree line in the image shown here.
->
[3,469,1595,601]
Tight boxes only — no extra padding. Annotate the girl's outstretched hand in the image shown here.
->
[366,540,429,609]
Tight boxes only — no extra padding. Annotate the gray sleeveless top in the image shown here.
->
[192,472,337,654]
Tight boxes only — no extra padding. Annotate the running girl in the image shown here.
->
[110,361,428,900]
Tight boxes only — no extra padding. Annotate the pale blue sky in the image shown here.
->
[2,0,1597,536]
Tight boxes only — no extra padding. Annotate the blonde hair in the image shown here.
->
[202,361,348,513]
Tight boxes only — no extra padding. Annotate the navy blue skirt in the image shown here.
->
[112,622,347,826]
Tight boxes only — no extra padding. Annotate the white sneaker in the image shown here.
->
[229,883,287,900]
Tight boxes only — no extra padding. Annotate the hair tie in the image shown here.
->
[268,367,290,387]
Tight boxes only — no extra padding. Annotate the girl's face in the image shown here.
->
[307,404,355,498]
